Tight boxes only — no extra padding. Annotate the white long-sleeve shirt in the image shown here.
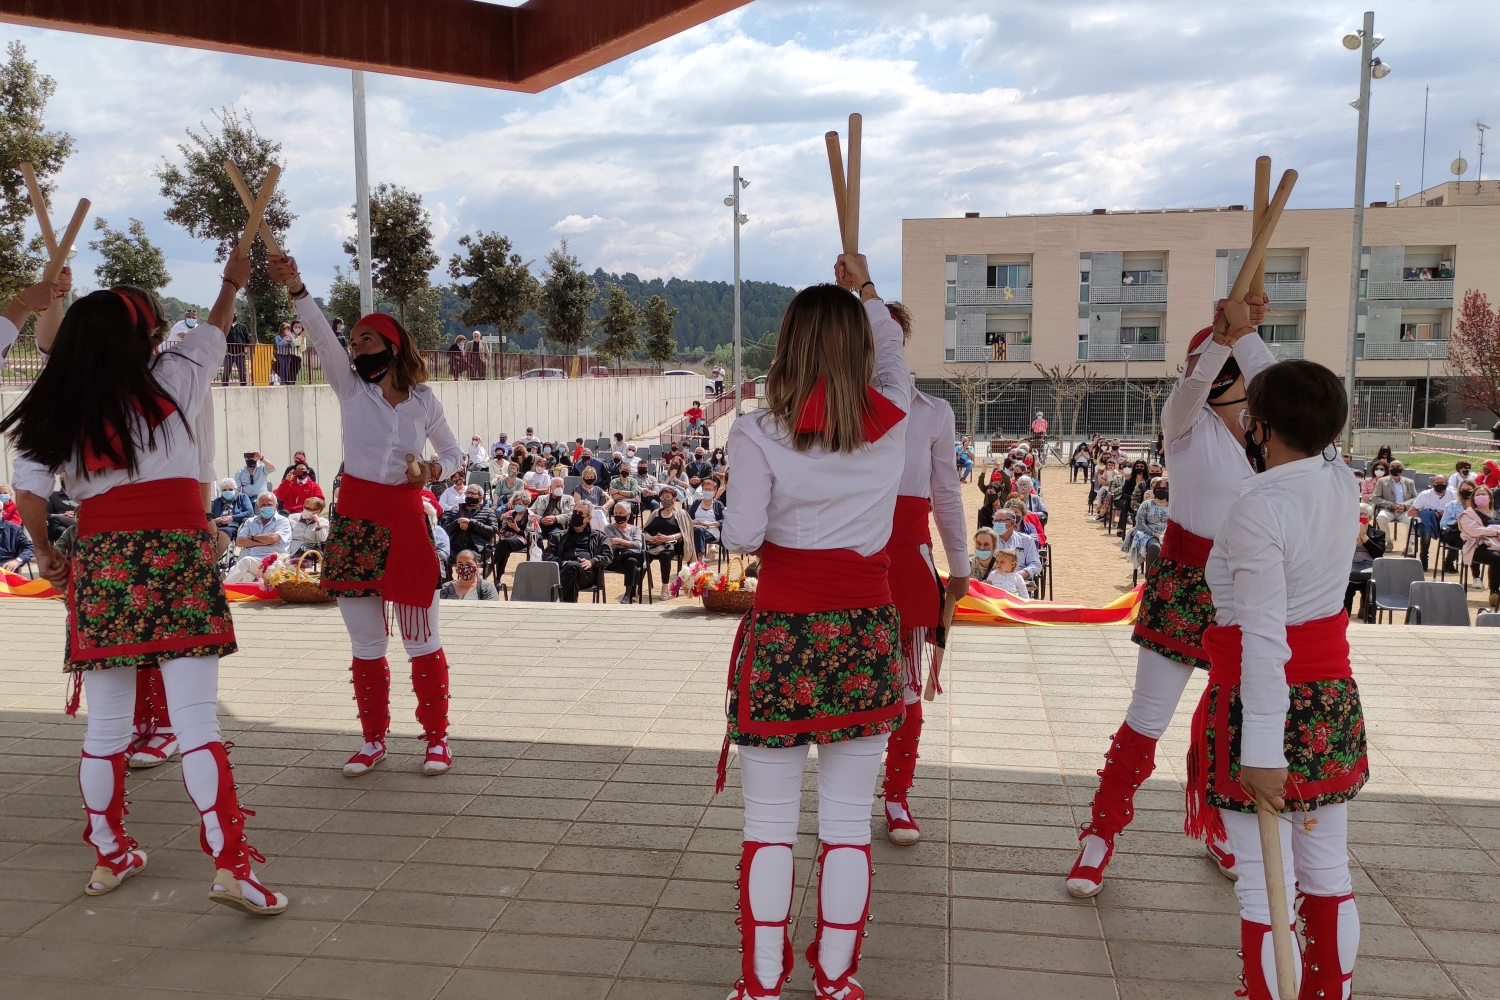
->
[1205,454,1359,769]
[723,297,911,558]
[898,390,968,575]
[293,297,461,487]
[12,320,225,502]
[1160,333,1276,541]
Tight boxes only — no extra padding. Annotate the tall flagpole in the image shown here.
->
[352,70,374,316]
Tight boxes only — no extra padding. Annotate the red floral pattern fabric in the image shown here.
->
[321,511,389,599]
[726,606,905,748]
[1132,553,1215,669]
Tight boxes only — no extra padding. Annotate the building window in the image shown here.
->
[945,348,955,361]
[1358,269,1367,298]
[1264,271,1302,283]
[1077,333,1088,360]
[1403,260,1453,281]
[945,283,955,305]
[1079,270,1089,302]
[988,329,1032,346]
[1119,326,1160,344]
[1400,321,1445,341]
[1258,323,1302,343]
[986,264,1031,288]
[1120,269,1165,285]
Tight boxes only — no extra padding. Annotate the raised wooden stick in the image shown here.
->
[19,162,58,257]
[42,198,89,284]
[844,112,861,255]
[1250,156,1271,299]
[225,160,285,257]
[825,131,848,249]
[1257,800,1299,1000]
[1229,169,1296,303]
[234,163,281,259]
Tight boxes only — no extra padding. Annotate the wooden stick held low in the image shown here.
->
[225,160,285,258]
[923,588,960,701]
[1257,799,1299,1000]
[1229,168,1297,303]
[42,198,89,285]
[825,131,848,247]
[19,162,58,257]
[1251,156,1271,299]
[844,112,861,255]
[234,163,281,259]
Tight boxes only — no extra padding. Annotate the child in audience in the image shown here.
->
[985,549,1028,597]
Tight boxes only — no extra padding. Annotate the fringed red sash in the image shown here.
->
[1184,612,1354,843]
[884,495,940,631]
[716,541,897,791]
[324,475,438,623]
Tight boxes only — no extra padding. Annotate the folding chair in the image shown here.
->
[648,444,664,461]
[1413,472,1434,492]
[642,546,684,604]
[563,476,583,495]
[466,468,491,500]
[1404,582,1470,626]
[1367,557,1427,624]
[1039,542,1054,600]
[1132,536,1160,588]
[511,561,561,602]
[1477,611,1500,627]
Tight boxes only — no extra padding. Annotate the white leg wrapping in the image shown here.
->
[81,667,136,757]
[816,845,869,982]
[1123,647,1195,740]
[158,656,221,753]
[338,595,391,659]
[738,743,809,845]
[79,754,122,857]
[814,734,888,846]
[748,843,794,989]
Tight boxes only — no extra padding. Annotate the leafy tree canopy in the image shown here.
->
[89,217,171,292]
[342,182,440,326]
[0,40,74,302]
[447,230,539,337]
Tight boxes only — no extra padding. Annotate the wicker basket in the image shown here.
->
[700,554,756,614]
[275,551,335,605]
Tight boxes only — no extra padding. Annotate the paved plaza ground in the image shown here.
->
[1,598,1496,999]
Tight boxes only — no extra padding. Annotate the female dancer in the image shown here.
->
[1190,360,1364,999]
[2,255,287,914]
[269,256,462,777]
[719,253,910,1000]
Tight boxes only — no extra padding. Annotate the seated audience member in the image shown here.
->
[291,450,318,482]
[576,499,608,533]
[1360,462,1384,503]
[274,460,324,514]
[523,457,552,496]
[425,500,450,565]
[709,447,728,475]
[491,433,511,461]
[1454,458,1476,484]
[228,492,291,583]
[641,486,697,600]
[606,451,627,480]
[985,549,1028,598]
[609,465,643,516]
[46,473,79,542]
[494,464,525,505]
[688,480,725,554]
[439,471,469,512]
[573,468,607,508]
[603,502,646,602]
[571,447,606,481]
[289,496,330,557]
[467,435,488,468]
[531,478,575,550]
[1015,475,1047,523]
[1410,473,1449,567]
[1372,460,1417,544]
[0,514,34,573]
[440,484,499,568]
[1458,485,1500,609]
[635,461,661,514]
[492,495,532,578]
[971,527,1000,580]
[0,482,20,525]
[440,549,500,601]
[1005,496,1046,547]
[685,448,713,481]
[518,427,540,448]
[1091,459,1117,519]
[1344,503,1386,622]
[1070,442,1092,483]
[660,459,692,499]
[211,477,254,546]
[1122,477,1169,565]
[1440,481,1471,572]
[234,451,273,496]
[547,509,610,602]
[992,508,1042,586]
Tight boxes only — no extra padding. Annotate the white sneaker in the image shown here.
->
[660,586,672,600]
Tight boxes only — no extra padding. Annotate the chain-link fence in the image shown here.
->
[918,378,1175,444]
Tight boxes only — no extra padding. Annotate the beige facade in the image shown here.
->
[902,198,1500,396]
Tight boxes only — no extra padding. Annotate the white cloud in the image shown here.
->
[551,214,627,234]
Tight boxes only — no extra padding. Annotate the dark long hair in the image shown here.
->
[0,290,187,476]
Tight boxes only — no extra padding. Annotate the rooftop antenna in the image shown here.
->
[1477,121,1491,191]
[1418,85,1428,203]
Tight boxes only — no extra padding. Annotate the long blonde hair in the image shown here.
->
[765,284,874,454]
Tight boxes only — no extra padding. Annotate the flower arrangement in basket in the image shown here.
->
[671,555,758,614]
[263,551,335,604]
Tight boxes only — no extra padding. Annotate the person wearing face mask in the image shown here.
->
[491,495,532,578]
[0,500,33,573]
[1192,360,1365,1000]
[467,436,487,468]
[1409,474,1449,569]
[970,527,1000,580]
[1360,463,1383,503]
[642,486,698,598]
[161,307,197,351]
[603,502,646,602]
[1344,503,1386,621]
[1124,477,1170,568]
[287,320,307,384]
[440,550,499,600]
[211,477,254,544]
[1458,485,1500,608]
[273,461,324,515]
[227,492,293,582]
[546,508,610,601]
[522,456,551,496]
[439,485,498,570]
[0,482,18,525]
[270,255,464,779]
[289,496,330,557]
[572,468,606,508]
[1067,291,1271,899]
[234,452,273,497]
[1372,461,1416,546]
[531,477,575,551]
[1113,461,1150,537]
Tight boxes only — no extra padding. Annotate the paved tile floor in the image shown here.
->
[0,600,1496,999]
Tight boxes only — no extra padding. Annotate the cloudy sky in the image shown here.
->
[7,1,1499,303]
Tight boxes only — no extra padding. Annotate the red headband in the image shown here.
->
[355,313,404,349]
[112,289,142,327]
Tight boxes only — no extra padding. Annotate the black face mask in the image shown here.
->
[1244,420,1270,474]
[1153,488,1169,500]
[614,514,628,523]
[353,348,394,383]
[570,511,586,528]
[1208,356,1242,400]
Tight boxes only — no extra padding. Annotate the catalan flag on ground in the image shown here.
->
[0,571,279,603]
[946,574,1143,627]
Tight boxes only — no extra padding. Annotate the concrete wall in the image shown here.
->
[0,374,700,485]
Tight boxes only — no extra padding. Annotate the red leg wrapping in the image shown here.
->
[411,649,450,743]
[731,841,794,998]
[1084,721,1157,841]
[132,665,172,749]
[182,742,264,880]
[350,656,391,743]
[78,751,139,872]
[881,700,923,803]
[1299,892,1356,1000]
[804,842,872,998]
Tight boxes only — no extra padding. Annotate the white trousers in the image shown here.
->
[82,658,221,757]
[337,592,443,659]
[739,735,888,988]
[1221,802,1353,924]
[224,555,266,584]
[1124,647,1195,740]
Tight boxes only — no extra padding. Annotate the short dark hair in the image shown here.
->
[1245,360,1347,455]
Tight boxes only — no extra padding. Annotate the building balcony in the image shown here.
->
[953,343,1031,363]
[1088,342,1166,362]
[1265,281,1307,302]
[956,286,1033,307]
[1362,340,1448,361]
[1366,279,1454,301]
[1266,341,1305,359]
[1090,283,1168,305]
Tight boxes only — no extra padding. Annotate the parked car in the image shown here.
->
[518,367,567,380]
[586,366,611,378]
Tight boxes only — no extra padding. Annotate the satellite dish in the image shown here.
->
[1452,157,1469,177]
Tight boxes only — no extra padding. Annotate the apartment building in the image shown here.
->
[902,182,1500,431]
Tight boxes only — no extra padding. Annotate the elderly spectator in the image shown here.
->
[571,447,606,482]
[603,502,646,602]
[522,456,552,496]
[609,465,643,515]
[1372,460,1417,544]
[604,451,627,480]
[573,467,607,508]
[440,483,498,568]
[993,508,1042,583]
[0,514,34,573]
[492,495,532,578]
[688,480,724,554]
[274,460,324,514]
[467,331,488,379]
[1015,475,1048,524]
[1123,477,1168,566]
[635,461,661,514]
[547,509,610,602]
[685,447,712,481]
[971,527,1000,580]
[289,496,330,557]
[436,471,468,512]
[227,492,291,582]
[491,433,511,460]
[1458,485,1500,609]
[1454,458,1476,484]
[45,473,79,542]
[211,477,254,547]
[0,482,19,526]
[441,549,499,600]
[1344,503,1387,622]
[1005,496,1046,547]
[467,435,488,467]
[235,452,273,496]
[1410,473,1450,567]
[641,486,697,599]
[532,477,575,550]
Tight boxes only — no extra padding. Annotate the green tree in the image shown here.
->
[89,217,171,292]
[156,108,293,338]
[741,329,778,376]
[0,40,75,303]
[401,284,444,351]
[596,284,640,363]
[252,285,294,346]
[642,294,678,365]
[342,182,440,326]
[447,230,539,337]
[325,266,363,331]
[537,239,595,353]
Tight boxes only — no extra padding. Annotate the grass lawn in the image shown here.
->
[1389,452,1497,474]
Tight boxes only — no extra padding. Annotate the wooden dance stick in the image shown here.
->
[1250,157,1271,299]
[825,131,849,251]
[923,588,960,701]
[233,163,282,260]
[225,160,285,258]
[1257,798,1299,1000]
[19,162,58,257]
[42,198,89,285]
[1229,168,1296,304]
[844,112,861,255]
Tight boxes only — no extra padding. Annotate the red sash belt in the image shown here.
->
[325,475,438,609]
[1184,612,1353,842]
[883,495,940,630]
[1159,520,1212,568]
[78,478,206,538]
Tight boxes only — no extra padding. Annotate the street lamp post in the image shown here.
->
[1121,343,1133,439]
[1341,12,1390,452]
[351,70,374,317]
[724,168,749,417]
[1423,341,1438,429]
